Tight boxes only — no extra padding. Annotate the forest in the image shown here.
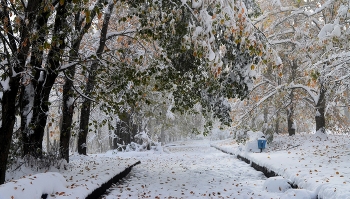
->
[1,0,349,185]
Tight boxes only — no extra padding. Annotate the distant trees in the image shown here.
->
[233,0,350,138]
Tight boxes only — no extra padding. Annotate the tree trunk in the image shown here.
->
[59,0,102,162]
[0,0,41,184]
[315,85,326,134]
[344,86,350,129]
[78,101,90,155]
[275,112,280,134]
[287,59,297,136]
[287,105,295,136]
[0,78,21,184]
[77,2,114,155]
[287,91,295,136]
[21,1,67,157]
[160,125,165,145]
[60,71,75,161]
[262,105,268,134]
[20,5,50,153]
[113,112,131,150]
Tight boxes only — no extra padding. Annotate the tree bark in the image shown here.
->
[315,85,326,134]
[275,111,280,134]
[60,70,75,161]
[21,0,68,157]
[287,59,297,136]
[78,2,114,155]
[262,105,268,134]
[287,105,295,136]
[0,78,21,184]
[0,0,41,184]
[287,90,295,136]
[113,112,131,150]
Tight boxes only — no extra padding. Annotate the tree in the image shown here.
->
[77,1,115,155]
[75,0,266,152]
[20,0,70,158]
[241,0,350,138]
[0,0,52,184]
[60,0,105,162]
[136,0,265,127]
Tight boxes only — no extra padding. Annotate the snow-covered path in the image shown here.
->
[103,140,283,198]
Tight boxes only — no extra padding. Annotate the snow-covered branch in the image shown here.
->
[287,83,318,104]
[106,29,136,40]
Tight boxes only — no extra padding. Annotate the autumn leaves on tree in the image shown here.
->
[0,0,266,184]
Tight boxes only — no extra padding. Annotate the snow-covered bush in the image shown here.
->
[134,131,152,150]
[210,127,231,140]
[234,129,249,144]
[116,131,163,152]
[125,142,144,152]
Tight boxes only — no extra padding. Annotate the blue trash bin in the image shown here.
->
[257,137,267,153]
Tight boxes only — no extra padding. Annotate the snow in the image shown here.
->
[318,21,341,40]
[58,62,77,71]
[38,71,45,82]
[0,77,10,91]
[1,134,350,199]
[313,0,336,16]
[23,83,35,129]
[0,172,68,199]
[337,5,350,18]
[106,30,135,40]
[104,140,283,198]
[192,0,202,9]
[66,97,74,108]
[288,82,319,104]
[263,176,292,193]
[274,54,282,66]
[166,108,175,120]
[208,46,215,61]
[213,133,350,199]
[315,109,321,117]
[192,26,203,40]
[1,154,138,199]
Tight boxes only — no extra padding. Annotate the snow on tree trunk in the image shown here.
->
[60,80,75,162]
[0,0,38,182]
[0,77,21,184]
[287,60,297,136]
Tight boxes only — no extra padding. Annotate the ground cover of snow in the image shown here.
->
[0,154,138,199]
[103,139,288,198]
[212,132,350,199]
[1,133,349,199]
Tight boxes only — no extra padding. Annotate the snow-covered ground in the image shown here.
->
[1,133,349,199]
[102,140,312,199]
[0,155,139,199]
[212,132,350,199]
